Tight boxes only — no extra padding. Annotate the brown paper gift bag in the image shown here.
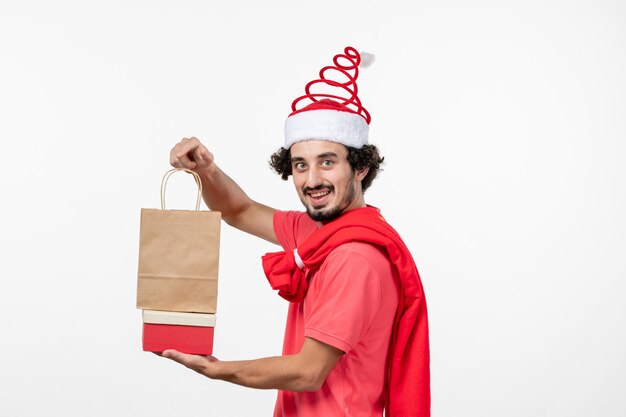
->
[137,168,221,313]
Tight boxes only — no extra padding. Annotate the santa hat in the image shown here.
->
[284,46,374,149]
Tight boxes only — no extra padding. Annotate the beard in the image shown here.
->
[301,173,357,222]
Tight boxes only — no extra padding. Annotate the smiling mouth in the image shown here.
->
[304,187,333,208]
[308,190,331,198]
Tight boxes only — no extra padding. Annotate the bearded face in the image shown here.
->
[290,141,367,223]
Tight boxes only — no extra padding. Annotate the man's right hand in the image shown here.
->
[170,137,214,172]
[166,136,278,244]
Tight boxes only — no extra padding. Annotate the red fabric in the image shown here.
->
[262,206,430,417]
[289,46,371,124]
[293,98,361,115]
[273,210,400,417]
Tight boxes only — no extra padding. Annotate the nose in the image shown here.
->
[305,166,323,189]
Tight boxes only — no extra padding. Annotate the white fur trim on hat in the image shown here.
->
[284,109,369,149]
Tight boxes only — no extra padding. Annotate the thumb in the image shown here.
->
[193,146,212,164]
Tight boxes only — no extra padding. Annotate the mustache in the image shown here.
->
[303,185,334,194]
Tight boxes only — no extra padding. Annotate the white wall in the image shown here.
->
[1,1,624,416]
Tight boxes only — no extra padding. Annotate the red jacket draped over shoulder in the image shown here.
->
[263,206,430,417]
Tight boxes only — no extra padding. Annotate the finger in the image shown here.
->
[200,147,214,164]
[170,154,195,169]
[173,141,200,166]
[170,141,196,168]
[162,349,205,369]
[162,349,185,362]
[192,145,204,161]
[175,152,197,169]
[192,146,211,165]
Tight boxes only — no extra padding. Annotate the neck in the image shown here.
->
[318,199,368,226]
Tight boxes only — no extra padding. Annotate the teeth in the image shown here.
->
[310,191,330,198]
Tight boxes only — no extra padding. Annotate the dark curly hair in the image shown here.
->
[269,144,384,192]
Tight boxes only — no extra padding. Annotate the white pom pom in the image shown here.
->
[359,51,376,68]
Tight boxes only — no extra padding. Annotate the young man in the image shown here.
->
[161,47,430,417]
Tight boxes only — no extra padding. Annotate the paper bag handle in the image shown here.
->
[160,168,203,210]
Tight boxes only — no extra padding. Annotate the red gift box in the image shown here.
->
[142,323,214,355]
[142,310,216,355]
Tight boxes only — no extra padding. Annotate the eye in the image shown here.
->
[321,160,333,167]
[293,162,306,170]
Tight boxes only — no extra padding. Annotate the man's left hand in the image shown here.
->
[161,349,220,378]
[153,337,343,391]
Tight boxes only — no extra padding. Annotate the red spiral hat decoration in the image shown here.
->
[290,46,371,124]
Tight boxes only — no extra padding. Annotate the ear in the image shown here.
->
[355,166,369,182]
